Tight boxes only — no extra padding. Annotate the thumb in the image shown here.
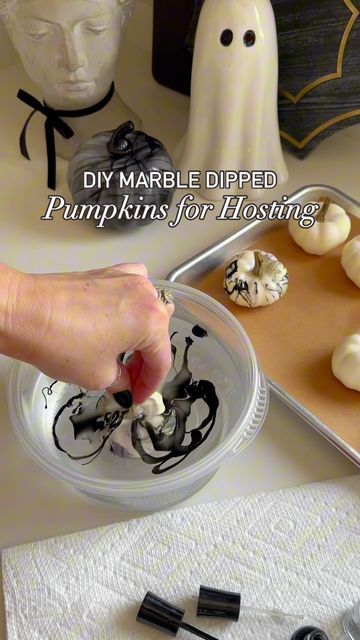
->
[106,359,133,409]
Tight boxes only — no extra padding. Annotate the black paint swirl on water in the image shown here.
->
[41,380,58,409]
[43,325,219,474]
[192,324,208,338]
[131,335,218,474]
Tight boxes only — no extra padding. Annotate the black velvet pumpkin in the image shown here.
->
[67,121,176,229]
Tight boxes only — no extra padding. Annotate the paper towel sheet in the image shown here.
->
[2,475,360,640]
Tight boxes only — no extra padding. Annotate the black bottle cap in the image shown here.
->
[137,591,185,636]
[291,626,329,640]
[197,585,241,621]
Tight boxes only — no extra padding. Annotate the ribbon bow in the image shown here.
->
[17,82,115,190]
[18,89,74,190]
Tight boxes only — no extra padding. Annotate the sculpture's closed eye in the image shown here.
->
[84,25,110,34]
[83,19,112,35]
[26,30,50,40]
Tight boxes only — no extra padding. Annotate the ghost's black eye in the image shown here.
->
[220,29,233,46]
[243,30,256,47]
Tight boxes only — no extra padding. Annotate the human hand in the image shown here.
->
[2,263,174,404]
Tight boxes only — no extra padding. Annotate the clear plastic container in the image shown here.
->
[7,280,268,512]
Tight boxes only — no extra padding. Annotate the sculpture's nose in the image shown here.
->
[56,33,86,72]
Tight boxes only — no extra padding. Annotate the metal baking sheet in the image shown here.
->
[167,184,360,468]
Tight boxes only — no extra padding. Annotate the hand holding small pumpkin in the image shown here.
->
[0,262,174,403]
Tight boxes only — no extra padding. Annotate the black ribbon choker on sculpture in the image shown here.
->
[17,82,115,190]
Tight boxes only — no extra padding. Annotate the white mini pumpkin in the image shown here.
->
[289,200,351,255]
[127,391,165,419]
[332,331,360,392]
[341,235,360,288]
[224,250,288,308]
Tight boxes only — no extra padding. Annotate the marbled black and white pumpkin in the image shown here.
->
[224,250,288,308]
[67,120,176,229]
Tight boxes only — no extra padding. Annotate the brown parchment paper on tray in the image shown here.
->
[192,216,360,453]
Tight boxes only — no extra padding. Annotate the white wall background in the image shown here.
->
[0,0,154,68]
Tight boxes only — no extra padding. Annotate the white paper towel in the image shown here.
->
[2,475,360,640]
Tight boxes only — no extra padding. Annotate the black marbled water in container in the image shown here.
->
[67,121,176,230]
[46,327,219,476]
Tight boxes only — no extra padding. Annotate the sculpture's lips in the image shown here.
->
[60,81,92,91]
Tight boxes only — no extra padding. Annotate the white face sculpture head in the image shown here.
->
[1,0,135,108]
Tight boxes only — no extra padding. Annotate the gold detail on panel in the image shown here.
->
[279,0,359,104]
[280,109,360,148]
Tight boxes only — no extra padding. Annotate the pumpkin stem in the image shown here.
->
[316,197,332,222]
[107,121,135,156]
[253,250,263,277]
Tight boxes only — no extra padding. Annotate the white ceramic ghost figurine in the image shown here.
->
[178,0,288,201]
[1,0,141,160]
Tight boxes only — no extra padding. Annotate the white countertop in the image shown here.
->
[0,7,359,637]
